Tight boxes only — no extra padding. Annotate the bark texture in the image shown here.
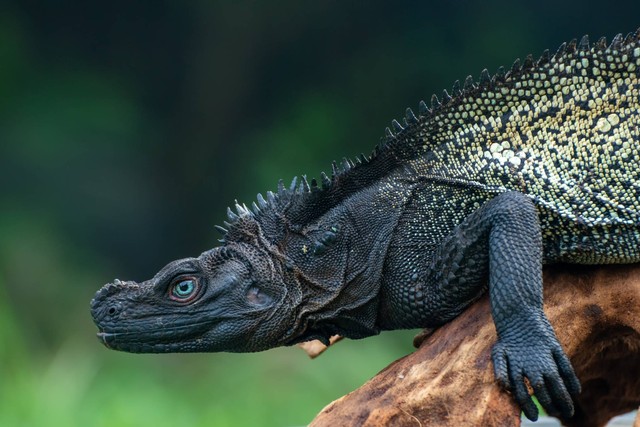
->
[311,264,640,427]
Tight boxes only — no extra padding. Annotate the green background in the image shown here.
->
[1,1,639,426]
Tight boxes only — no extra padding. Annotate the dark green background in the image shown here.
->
[1,1,638,426]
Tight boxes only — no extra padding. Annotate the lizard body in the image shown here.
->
[91,30,640,421]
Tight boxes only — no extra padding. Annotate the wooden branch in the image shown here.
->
[311,264,640,427]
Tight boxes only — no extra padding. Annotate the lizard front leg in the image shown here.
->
[420,190,581,421]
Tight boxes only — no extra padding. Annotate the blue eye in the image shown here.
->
[170,278,199,302]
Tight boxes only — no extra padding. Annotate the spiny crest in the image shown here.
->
[380,27,640,144]
[217,28,640,241]
[216,155,380,241]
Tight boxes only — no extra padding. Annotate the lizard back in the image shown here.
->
[222,31,640,263]
[406,33,640,230]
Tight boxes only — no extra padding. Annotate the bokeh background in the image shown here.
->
[1,1,639,426]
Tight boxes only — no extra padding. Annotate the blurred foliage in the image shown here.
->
[1,1,640,426]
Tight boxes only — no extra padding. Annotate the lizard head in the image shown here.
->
[90,217,305,353]
[91,177,383,353]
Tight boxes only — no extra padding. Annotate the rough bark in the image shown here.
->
[310,264,640,427]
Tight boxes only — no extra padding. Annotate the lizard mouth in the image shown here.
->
[94,320,216,353]
[96,331,115,349]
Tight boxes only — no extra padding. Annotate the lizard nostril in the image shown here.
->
[108,306,118,316]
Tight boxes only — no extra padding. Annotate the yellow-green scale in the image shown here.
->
[404,39,640,263]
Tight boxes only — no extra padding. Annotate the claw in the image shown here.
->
[509,367,539,421]
[531,375,560,417]
[553,347,582,397]
[544,372,574,418]
[491,332,580,422]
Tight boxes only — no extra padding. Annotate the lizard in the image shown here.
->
[91,29,640,422]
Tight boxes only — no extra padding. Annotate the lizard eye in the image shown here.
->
[169,277,200,302]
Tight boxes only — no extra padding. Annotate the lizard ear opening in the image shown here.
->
[246,285,273,306]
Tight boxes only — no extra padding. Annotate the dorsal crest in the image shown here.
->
[218,28,640,241]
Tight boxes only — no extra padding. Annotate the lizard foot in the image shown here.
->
[491,322,581,421]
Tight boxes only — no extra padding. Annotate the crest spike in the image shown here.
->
[405,107,418,125]
[430,93,441,109]
[522,54,534,70]
[320,171,331,188]
[623,31,635,45]
[289,176,298,192]
[610,33,623,50]
[479,69,490,85]
[555,42,567,58]
[331,161,340,176]
[257,193,268,208]
[537,50,550,66]
[451,80,461,96]
[441,89,452,104]
[235,201,249,216]
[385,127,395,139]
[227,207,239,221]
[392,119,404,132]
[301,175,310,192]
[493,66,506,84]
[579,34,589,51]
[418,100,429,115]
[463,75,475,91]
[510,58,521,74]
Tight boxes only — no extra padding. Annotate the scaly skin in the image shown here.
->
[91,30,640,421]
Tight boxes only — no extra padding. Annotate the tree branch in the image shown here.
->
[311,264,640,427]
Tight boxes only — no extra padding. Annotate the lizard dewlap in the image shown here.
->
[91,29,640,422]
